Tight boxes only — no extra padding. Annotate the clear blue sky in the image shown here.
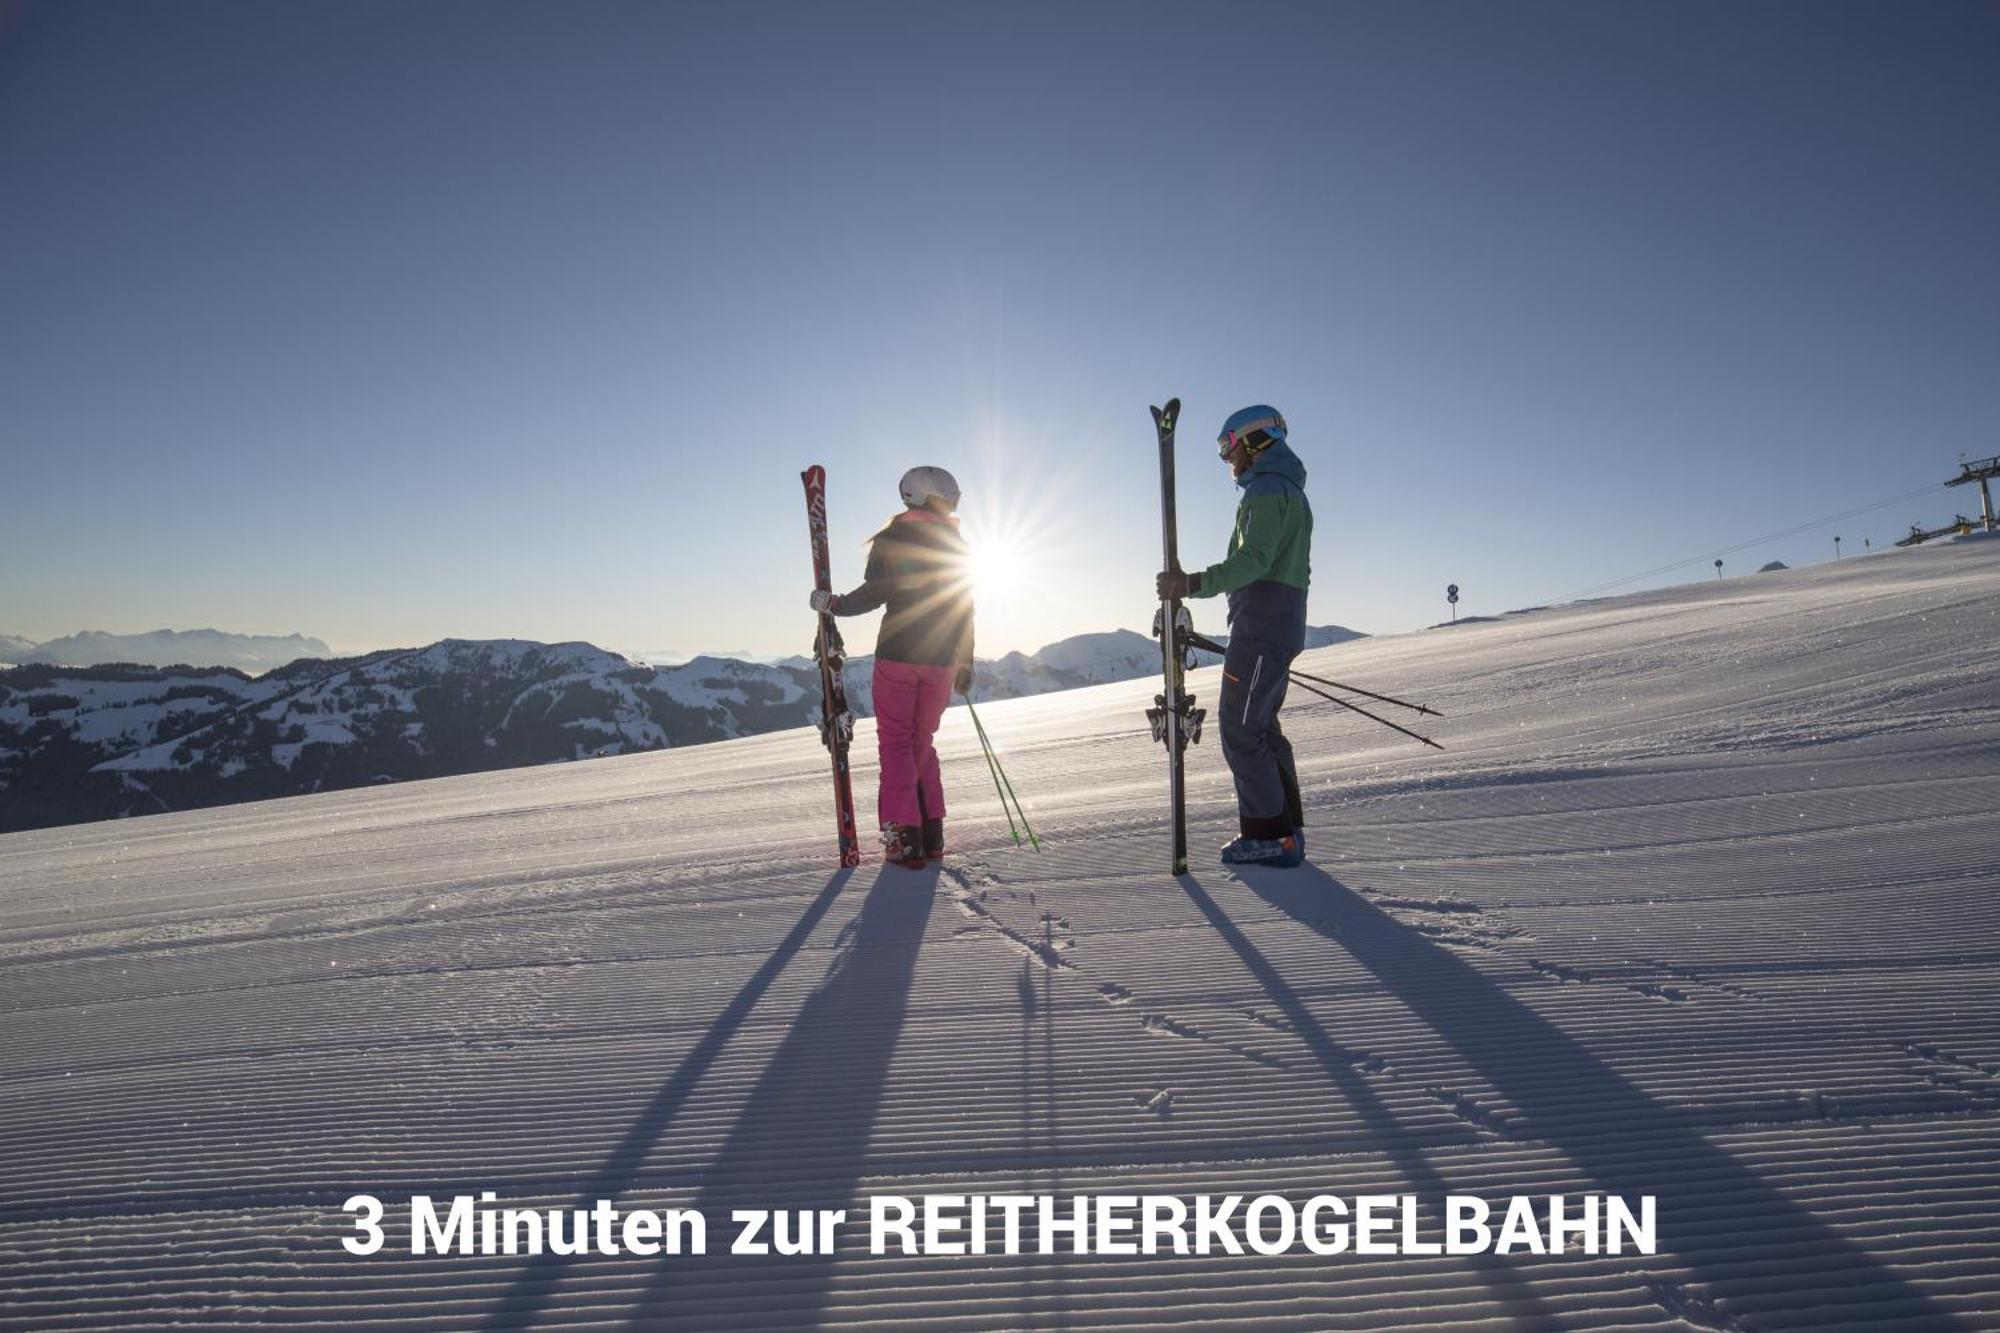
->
[4,0,1995,658]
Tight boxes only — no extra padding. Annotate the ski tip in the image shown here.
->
[1150,398,1181,426]
[802,464,825,485]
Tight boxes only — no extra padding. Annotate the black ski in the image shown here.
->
[1147,398,1204,874]
[801,465,862,868]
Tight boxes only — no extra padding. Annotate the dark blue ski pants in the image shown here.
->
[1219,629,1304,840]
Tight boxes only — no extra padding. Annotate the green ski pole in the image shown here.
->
[967,700,1040,852]
[966,699,1021,846]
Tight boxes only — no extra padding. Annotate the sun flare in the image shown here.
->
[967,534,1024,598]
[953,461,1073,617]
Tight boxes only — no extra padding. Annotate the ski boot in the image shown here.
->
[882,823,928,870]
[1220,832,1304,869]
[922,817,946,862]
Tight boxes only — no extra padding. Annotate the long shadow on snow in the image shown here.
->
[1014,924,1076,1331]
[1212,864,1961,1330]
[624,867,937,1329]
[1176,873,1558,1324]
[479,866,856,1331]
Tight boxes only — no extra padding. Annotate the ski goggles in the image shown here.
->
[1217,414,1286,458]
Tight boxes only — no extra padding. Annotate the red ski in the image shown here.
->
[801,466,862,868]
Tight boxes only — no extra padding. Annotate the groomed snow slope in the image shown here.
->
[2,540,1998,1330]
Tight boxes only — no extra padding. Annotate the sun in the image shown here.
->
[953,465,1068,609]
[966,533,1024,598]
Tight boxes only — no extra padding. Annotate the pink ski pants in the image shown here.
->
[872,658,954,828]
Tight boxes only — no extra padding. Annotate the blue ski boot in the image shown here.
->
[1220,832,1304,868]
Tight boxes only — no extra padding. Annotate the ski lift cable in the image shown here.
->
[1555,480,1949,604]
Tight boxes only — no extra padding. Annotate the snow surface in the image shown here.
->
[1,542,1998,1328]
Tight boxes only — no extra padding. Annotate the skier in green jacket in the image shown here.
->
[1156,405,1313,867]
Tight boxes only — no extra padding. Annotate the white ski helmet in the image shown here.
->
[898,465,961,511]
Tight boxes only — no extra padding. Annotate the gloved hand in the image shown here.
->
[954,662,974,696]
[1155,569,1200,600]
[809,589,839,614]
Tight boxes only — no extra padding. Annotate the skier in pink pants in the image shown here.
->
[809,466,975,868]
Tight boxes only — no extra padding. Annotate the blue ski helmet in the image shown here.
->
[1218,405,1287,458]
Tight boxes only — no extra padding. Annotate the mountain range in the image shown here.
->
[0,628,332,673]
[0,624,1363,832]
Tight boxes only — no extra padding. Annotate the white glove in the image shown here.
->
[809,589,837,613]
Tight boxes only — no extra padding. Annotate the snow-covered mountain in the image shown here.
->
[0,642,824,832]
[0,625,1368,832]
[0,633,36,664]
[1301,623,1368,649]
[1026,629,1161,682]
[630,647,806,668]
[19,627,332,673]
[976,624,1368,689]
[651,628,1363,686]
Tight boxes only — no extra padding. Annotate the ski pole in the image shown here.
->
[971,705,1026,849]
[1289,674,1445,750]
[1179,626,1440,746]
[988,737,1042,853]
[1286,666,1441,717]
[969,702,1040,851]
[966,700,1041,851]
[968,700,1024,844]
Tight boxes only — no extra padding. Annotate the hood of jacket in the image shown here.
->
[892,507,960,528]
[1236,439,1307,495]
